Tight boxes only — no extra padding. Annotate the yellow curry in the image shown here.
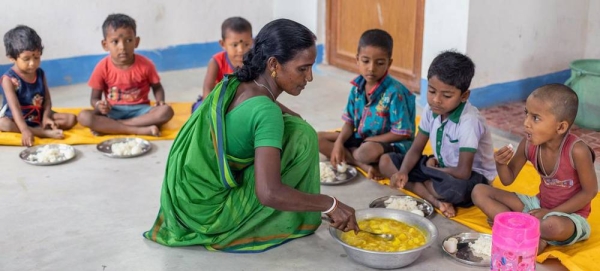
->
[341,218,427,252]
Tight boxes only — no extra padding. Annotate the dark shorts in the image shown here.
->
[387,153,490,207]
[191,96,202,113]
[344,137,398,153]
[0,108,55,127]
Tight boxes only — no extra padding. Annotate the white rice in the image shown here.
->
[469,236,492,256]
[112,140,144,156]
[384,196,419,212]
[29,145,63,163]
[319,162,336,182]
[443,237,459,253]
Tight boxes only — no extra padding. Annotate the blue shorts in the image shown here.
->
[516,194,591,246]
[0,104,54,127]
[191,96,202,113]
[107,104,152,120]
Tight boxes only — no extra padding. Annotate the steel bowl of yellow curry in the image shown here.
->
[329,208,438,269]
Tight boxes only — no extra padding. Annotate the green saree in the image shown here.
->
[144,76,322,252]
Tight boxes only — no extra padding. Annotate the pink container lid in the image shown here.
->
[492,212,540,250]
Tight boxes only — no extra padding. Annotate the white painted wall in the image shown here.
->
[3,0,596,90]
[466,0,589,88]
[420,0,471,78]
[273,0,325,43]
[0,0,275,65]
[585,0,600,58]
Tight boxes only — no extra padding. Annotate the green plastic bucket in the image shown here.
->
[565,59,600,131]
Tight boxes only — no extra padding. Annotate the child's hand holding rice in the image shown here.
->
[494,143,515,165]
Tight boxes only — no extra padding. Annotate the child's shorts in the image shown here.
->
[388,153,490,207]
[516,194,591,246]
[107,104,153,120]
[0,105,51,127]
[191,96,202,113]
[343,137,398,153]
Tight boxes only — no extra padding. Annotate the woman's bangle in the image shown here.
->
[322,195,338,215]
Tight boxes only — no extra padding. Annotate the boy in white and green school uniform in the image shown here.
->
[379,50,496,218]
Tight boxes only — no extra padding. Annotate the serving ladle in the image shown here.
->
[322,216,394,241]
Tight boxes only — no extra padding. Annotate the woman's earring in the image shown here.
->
[271,70,277,78]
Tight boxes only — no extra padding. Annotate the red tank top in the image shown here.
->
[213,51,235,84]
[526,133,592,218]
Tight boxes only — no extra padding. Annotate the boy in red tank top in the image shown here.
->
[192,17,301,118]
[192,17,252,112]
[472,84,598,254]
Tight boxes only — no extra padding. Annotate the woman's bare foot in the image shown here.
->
[138,125,160,137]
[436,200,456,218]
[537,239,548,255]
[367,166,384,180]
[41,129,64,139]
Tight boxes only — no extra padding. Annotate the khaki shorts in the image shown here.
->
[516,194,591,246]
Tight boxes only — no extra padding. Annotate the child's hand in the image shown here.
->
[330,143,346,167]
[96,100,112,115]
[528,208,550,220]
[21,128,34,147]
[43,118,57,130]
[494,144,514,165]
[426,157,439,168]
[390,172,409,189]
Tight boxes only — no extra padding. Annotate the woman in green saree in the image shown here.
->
[144,19,358,252]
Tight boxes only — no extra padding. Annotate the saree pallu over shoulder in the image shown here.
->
[210,76,251,189]
[144,76,322,252]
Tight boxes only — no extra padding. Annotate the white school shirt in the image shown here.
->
[418,101,497,181]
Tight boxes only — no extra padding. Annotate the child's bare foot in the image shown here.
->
[537,239,548,255]
[42,129,64,139]
[367,166,384,180]
[138,125,160,137]
[436,200,456,218]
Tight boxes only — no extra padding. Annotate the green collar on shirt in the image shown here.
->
[432,102,466,123]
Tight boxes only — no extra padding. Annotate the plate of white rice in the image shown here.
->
[20,144,76,166]
[369,195,435,218]
[96,137,152,158]
[441,232,492,266]
[319,161,357,185]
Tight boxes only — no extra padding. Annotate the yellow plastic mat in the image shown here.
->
[0,102,192,146]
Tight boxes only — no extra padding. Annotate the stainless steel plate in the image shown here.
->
[369,195,435,219]
[442,232,492,267]
[96,137,152,158]
[320,162,358,185]
[19,144,76,166]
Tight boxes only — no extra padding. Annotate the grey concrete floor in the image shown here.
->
[0,66,569,271]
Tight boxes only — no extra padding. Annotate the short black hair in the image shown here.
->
[4,25,44,59]
[357,29,393,58]
[531,84,579,126]
[428,50,475,93]
[102,13,137,38]
[221,17,252,40]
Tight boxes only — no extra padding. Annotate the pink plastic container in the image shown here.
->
[491,212,540,271]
